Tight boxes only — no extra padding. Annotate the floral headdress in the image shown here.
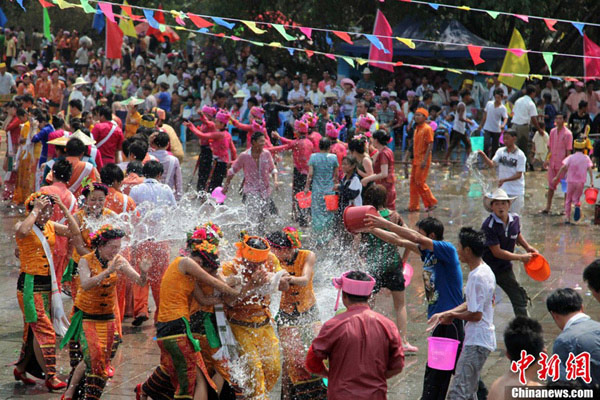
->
[89,224,115,243]
[283,227,302,248]
[25,192,52,211]
[81,180,108,197]
[186,222,223,256]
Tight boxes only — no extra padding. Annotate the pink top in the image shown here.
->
[563,152,593,183]
[229,149,275,198]
[308,131,322,153]
[548,126,573,167]
[232,119,272,149]
[197,114,215,146]
[270,137,313,174]
[330,141,348,177]
[310,304,404,400]
[192,130,236,163]
[91,120,124,164]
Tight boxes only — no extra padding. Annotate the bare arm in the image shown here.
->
[288,251,315,287]
[362,163,388,185]
[365,214,434,251]
[489,244,531,263]
[192,283,223,306]
[477,150,495,168]
[78,256,118,291]
[180,257,239,296]
[498,171,522,186]
[369,228,420,253]
[516,233,537,253]
[116,254,149,286]
[304,165,314,193]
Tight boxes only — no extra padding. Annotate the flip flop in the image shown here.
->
[574,206,581,222]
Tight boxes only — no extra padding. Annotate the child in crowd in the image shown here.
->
[553,139,594,223]
[532,129,549,171]
[336,155,362,211]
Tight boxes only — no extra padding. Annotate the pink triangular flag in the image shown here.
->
[514,14,529,23]
[544,18,557,31]
[99,2,116,24]
[508,48,526,57]
[467,44,485,65]
[299,27,312,39]
[175,16,185,26]
[305,49,314,58]
[325,53,336,60]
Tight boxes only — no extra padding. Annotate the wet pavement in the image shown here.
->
[1,144,600,399]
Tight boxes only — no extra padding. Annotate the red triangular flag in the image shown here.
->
[154,5,166,24]
[38,0,54,7]
[187,13,214,28]
[121,4,143,21]
[368,10,394,72]
[305,50,314,58]
[544,18,557,31]
[467,44,485,65]
[332,31,353,44]
[106,20,123,59]
[584,34,600,81]
[395,61,403,67]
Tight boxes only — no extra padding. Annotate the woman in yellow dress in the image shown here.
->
[13,108,37,204]
[266,227,327,400]
[13,192,85,391]
[60,224,150,400]
[137,222,240,400]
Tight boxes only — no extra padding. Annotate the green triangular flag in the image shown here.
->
[80,0,95,13]
[43,8,52,41]
[542,52,554,74]
[342,56,355,68]
[158,23,167,33]
[486,11,500,19]
[272,24,295,41]
[430,66,444,71]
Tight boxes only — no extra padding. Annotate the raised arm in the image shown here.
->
[288,251,316,287]
[180,257,239,296]
[365,214,434,251]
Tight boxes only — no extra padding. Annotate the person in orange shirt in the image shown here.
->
[122,160,145,195]
[16,73,35,97]
[266,227,328,400]
[39,159,78,287]
[35,69,51,100]
[409,108,437,212]
[45,137,100,199]
[221,234,291,399]
[125,99,143,139]
[48,69,66,115]
[136,223,240,400]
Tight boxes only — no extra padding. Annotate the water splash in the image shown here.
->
[466,152,490,196]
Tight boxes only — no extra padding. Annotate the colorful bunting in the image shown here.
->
[430,66,444,71]
[333,31,353,45]
[287,48,294,56]
[397,37,416,49]
[80,0,94,13]
[43,8,52,40]
[98,3,115,24]
[342,56,355,67]
[368,10,393,71]
[467,44,485,65]
[514,14,529,23]
[121,3,143,21]
[325,32,333,46]
[268,42,283,48]
[542,52,554,73]
[572,22,585,36]
[39,0,55,8]
[325,53,336,60]
[299,27,312,39]
[498,29,530,89]
[428,3,439,10]
[188,13,213,29]
[92,5,105,33]
[143,9,160,29]
[508,48,526,57]
[119,1,137,37]
[356,58,368,66]
[242,21,266,34]
[54,0,76,9]
[16,0,26,11]
[584,35,600,81]
[272,24,295,41]
[544,18,557,31]
[171,11,186,26]
[212,17,235,30]
[106,20,123,59]
[364,34,389,54]
[305,49,314,58]
[486,11,499,19]
[458,6,470,11]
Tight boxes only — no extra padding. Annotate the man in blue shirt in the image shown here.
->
[365,215,463,400]
[156,82,172,113]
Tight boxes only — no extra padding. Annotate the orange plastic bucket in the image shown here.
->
[343,205,378,233]
[585,187,598,205]
[324,194,339,211]
[525,254,551,281]
[295,191,312,208]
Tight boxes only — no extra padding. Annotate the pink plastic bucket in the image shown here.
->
[211,187,226,204]
[403,263,414,287]
[295,191,312,208]
[427,324,460,371]
[585,187,598,204]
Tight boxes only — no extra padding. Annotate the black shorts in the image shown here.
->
[372,266,405,293]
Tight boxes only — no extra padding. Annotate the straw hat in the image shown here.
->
[362,67,372,74]
[340,78,355,88]
[122,96,144,106]
[48,135,69,146]
[233,90,246,99]
[324,91,337,99]
[483,188,516,212]
[73,77,90,87]
[70,129,96,146]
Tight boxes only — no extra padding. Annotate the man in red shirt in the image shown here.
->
[92,105,124,165]
[306,270,405,400]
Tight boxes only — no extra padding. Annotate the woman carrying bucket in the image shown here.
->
[427,227,496,400]
[360,130,397,209]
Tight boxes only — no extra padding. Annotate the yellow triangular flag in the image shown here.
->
[242,21,267,35]
[356,58,368,65]
[448,69,462,75]
[397,37,416,49]
[268,42,283,48]
[54,0,76,9]
[498,28,530,90]
[119,0,138,38]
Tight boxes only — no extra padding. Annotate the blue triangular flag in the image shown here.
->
[16,0,25,11]
[325,32,333,46]
[212,17,235,30]
[364,34,390,54]
[428,3,440,10]
[287,48,295,56]
[92,5,105,33]
[550,76,563,81]
[0,8,7,27]
[465,70,478,75]
[198,28,209,34]
[572,22,585,36]
[143,9,160,29]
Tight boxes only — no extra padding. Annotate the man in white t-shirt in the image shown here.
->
[156,64,178,94]
[428,227,496,400]
[478,130,526,213]
[479,88,508,157]
[511,85,544,170]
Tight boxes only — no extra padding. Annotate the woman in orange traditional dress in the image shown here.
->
[266,227,327,400]
[136,222,240,400]
[14,192,85,392]
[13,109,37,204]
[60,224,150,400]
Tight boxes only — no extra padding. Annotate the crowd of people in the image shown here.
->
[3,24,600,400]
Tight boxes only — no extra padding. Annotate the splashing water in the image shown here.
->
[466,152,491,196]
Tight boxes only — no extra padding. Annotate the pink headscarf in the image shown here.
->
[302,113,319,128]
[215,110,231,125]
[332,271,375,311]
[326,122,344,139]
[357,115,374,131]
[251,119,266,133]
[250,106,265,119]
[202,105,217,117]
[294,120,309,134]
